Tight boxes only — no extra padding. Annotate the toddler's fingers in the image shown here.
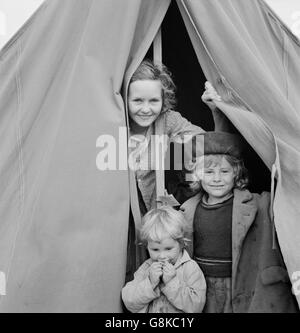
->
[163,263,172,271]
[152,261,162,267]
[152,267,161,274]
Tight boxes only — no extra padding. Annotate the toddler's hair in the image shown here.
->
[141,206,189,247]
[189,154,249,193]
[130,59,176,113]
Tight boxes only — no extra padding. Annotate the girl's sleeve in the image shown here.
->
[165,109,234,137]
[160,261,206,313]
[165,111,205,140]
[121,262,160,313]
[164,111,205,164]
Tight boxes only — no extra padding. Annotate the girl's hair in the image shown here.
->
[141,206,189,248]
[189,154,249,193]
[129,59,176,113]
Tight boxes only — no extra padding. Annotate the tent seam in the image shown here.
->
[282,33,289,100]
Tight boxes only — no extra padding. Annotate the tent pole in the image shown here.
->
[153,28,162,67]
[153,28,165,208]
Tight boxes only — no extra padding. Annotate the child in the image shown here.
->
[122,206,206,313]
[125,60,210,285]
[127,59,206,214]
[181,130,298,312]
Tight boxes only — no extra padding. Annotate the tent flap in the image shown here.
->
[178,0,300,308]
[0,0,170,312]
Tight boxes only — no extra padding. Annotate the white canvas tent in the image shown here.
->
[0,0,299,312]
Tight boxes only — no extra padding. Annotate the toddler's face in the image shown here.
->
[147,237,182,265]
[128,80,163,132]
[201,156,235,203]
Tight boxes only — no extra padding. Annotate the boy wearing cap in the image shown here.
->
[179,83,298,313]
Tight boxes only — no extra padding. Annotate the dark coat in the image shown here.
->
[180,189,298,313]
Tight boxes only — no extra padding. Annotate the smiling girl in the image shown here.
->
[127,60,206,214]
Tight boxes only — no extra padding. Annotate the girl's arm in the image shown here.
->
[164,110,204,141]
[121,262,160,313]
[160,261,206,313]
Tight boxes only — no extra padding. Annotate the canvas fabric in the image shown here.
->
[0,0,299,311]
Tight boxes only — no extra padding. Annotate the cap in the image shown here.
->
[190,131,244,159]
[203,131,244,158]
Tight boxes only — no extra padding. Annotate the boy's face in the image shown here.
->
[147,237,182,265]
[128,80,163,131]
[201,156,235,203]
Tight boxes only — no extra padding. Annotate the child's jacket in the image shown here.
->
[122,250,206,313]
[181,189,299,313]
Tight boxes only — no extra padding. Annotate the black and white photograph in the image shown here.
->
[0,0,299,316]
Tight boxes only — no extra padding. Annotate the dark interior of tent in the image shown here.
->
[143,1,271,204]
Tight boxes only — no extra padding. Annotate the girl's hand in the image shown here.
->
[149,262,163,288]
[201,81,222,111]
[162,262,176,284]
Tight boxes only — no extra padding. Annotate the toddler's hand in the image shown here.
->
[162,262,176,284]
[201,81,222,111]
[149,262,163,288]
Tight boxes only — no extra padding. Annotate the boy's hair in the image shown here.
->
[141,206,189,247]
[130,59,176,113]
[189,154,249,193]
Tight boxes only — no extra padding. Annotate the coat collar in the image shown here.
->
[180,193,202,256]
[174,249,192,269]
[180,192,202,228]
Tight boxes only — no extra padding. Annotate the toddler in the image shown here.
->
[122,205,206,313]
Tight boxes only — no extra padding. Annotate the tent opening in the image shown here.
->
[152,0,271,201]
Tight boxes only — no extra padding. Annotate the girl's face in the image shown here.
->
[201,156,235,204]
[147,236,182,265]
[128,80,163,133]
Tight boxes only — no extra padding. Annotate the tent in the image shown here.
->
[0,0,299,312]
